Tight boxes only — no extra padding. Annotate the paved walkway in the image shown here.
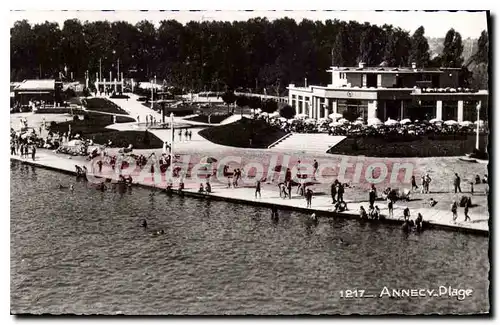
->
[10,150,488,235]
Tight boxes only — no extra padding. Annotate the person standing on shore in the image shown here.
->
[31,145,36,161]
[337,182,344,203]
[451,201,458,223]
[420,175,426,193]
[287,180,292,200]
[178,129,182,142]
[255,180,261,198]
[464,201,471,222]
[424,174,432,193]
[411,175,418,191]
[453,173,462,193]
[306,189,313,208]
[189,130,192,141]
[313,159,319,179]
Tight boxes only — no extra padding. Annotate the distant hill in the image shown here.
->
[427,37,478,63]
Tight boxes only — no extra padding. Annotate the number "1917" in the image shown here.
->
[340,289,365,298]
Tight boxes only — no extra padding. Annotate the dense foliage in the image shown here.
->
[11,18,489,92]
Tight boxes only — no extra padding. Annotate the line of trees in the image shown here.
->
[11,17,489,92]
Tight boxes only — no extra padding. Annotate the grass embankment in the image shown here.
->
[199,117,288,148]
[185,114,232,124]
[328,134,489,157]
[81,97,129,115]
[49,112,163,149]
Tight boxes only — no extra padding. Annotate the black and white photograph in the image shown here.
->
[9,8,491,316]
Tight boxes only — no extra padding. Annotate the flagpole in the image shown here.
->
[170,113,174,182]
[476,102,481,150]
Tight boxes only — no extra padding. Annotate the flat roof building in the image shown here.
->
[287,62,489,122]
[13,79,63,106]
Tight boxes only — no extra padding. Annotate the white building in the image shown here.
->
[287,62,489,122]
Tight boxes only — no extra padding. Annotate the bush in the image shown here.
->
[81,97,128,115]
[110,93,130,99]
[199,117,288,148]
[279,105,296,119]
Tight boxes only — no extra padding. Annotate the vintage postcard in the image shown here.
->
[10,10,490,315]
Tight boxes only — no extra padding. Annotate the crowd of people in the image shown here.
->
[262,112,488,138]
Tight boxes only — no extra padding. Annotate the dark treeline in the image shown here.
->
[11,18,489,93]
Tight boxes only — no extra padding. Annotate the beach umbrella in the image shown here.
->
[384,118,399,126]
[353,120,364,125]
[269,111,280,118]
[305,118,317,124]
[400,118,412,125]
[338,118,349,124]
[260,112,269,117]
[295,113,308,119]
[429,118,443,124]
[474,120,485,127]
[459,121,473,127]
[328,112,343,120]
[367,117,383,126]
[329,122,342,127]
[200,156,218,164]
[444,120,458,126]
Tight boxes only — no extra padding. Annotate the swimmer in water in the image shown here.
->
[69,184,74,191]
[141,219,148,228]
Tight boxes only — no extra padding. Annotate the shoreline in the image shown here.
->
[11,153,488,237]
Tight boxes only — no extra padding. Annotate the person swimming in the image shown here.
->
[310,213,318,225]
[69,184,74,191]
[141,219,148,228]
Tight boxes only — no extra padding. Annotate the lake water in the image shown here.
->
[10,161,490,315]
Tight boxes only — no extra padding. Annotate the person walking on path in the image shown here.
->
[330,180,338,204]
[313,159,319,179]
[464,201,471,222]
[420,176,426,194]
[184,129,189,141]
[178,129,182,142]
[337,182,344,203]
[451,201,458,223]
[453,173,462,193]
[470,182,474,195]
[255,180,261,199]
[411,175,418,191]
[189,130,192,141]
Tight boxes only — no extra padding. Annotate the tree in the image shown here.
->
[440,28,464,67]
[221,90,236,114]
[235,95,249,116]
[331,28,348,66]
[408,26,430,67]
[261,99,278,113]
[475,30,489,64]
[383,27,411,67]
[279,104,296,119]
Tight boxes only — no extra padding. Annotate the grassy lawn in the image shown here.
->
[185,114,232,124]
[90,130,163,149]
[49,111,135,135]
[81,97,129,115]
[47,111,162,149]
[328,134,489,157]
[199,117,288,148]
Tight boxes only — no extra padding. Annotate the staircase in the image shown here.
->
[268,133,346,154]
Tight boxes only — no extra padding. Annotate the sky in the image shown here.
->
[9,10,488,39]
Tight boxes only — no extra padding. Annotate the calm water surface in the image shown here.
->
[10,162,490,315]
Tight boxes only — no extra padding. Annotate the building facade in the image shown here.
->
[287,63,489,122]
[14,79,63,107]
